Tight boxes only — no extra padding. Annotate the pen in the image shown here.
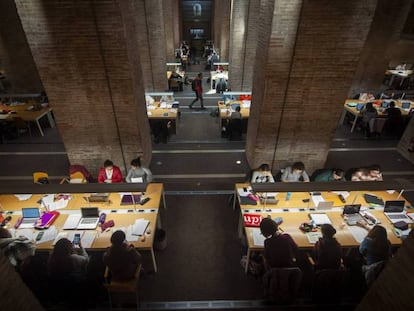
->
[278,226,284,232]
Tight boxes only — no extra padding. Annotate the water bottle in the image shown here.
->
[99,213,106,224]
[286,192,291,201]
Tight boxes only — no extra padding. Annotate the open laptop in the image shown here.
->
[402,101,411,109]
[356,103,365,111]
[77,207,100,230]
[384,200,413,224]
[343,204,365,225]
[231,103,240,111]
[19,208,40,228]
[316,201,334,210]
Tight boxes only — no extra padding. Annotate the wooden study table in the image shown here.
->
[217,100,250,133]
[0,183,166,272]
[0,102,55,136]
[384,69,413,87]
[339,99,412,133]
[147,101,180,134]
[234,183,410,273]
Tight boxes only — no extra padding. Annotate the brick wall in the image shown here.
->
[212,0,231,61]
[15,0,151,175]
[247,0,376,174]
[349,0,412,96]
[0,0,43,93]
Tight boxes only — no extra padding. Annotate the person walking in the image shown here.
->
[189,73,205,110]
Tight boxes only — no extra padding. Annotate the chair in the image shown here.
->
[362,260,386,287]
[33,172,49,184]
[104,263,142,309]
[262,267,302,304]
[69,171,87,183]
[228,118,243,140]
[12,116,31,136]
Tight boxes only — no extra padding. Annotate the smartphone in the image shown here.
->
[73,233,81,246]
[36,231,44,241]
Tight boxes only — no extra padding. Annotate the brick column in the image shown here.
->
[349,0,413,96]
[164,0,177,62]
[212,0,231,61]
[15,0,151,175]
[0,0,43,93]
[246,0,376,173]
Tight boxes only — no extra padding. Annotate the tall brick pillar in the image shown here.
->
[212,0,231,61]
[0,0,43,93]
[132,0,168,92]
[349,0,413,96]
[228,0,262,91]
[164,0,181,62]
[15,0,151,175]
[246,0,376,173]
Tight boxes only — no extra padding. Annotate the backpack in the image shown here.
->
[191,79,196,91]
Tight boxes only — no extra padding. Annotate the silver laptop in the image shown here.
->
[77,207,100,230]
[384,201,413,224]
[343,204,365,225]
[316,201,334,210]
[19,208,40,228]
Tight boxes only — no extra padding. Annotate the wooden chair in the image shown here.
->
[12,116,31,136]
[33,172,49,184]
[263,267,302,304]
[104,263,142,309]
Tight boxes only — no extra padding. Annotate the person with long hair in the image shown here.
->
[313,224,342,270]
[359,225,391,265]
[260,217,298,269]
[48,238,89,280]
[103,230,142,281]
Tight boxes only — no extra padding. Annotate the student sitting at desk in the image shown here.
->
[361,102,378,137]
[313,224,342,270]
[126,157,153,183]
[281,162,310,182]
[260,218,298,269]
[384,101,404,137]
[48,238,89,280]
[103,230,142,282]
[98,159,123,183]
[0,227,35,270]
[351,165,383,181]
[312,168,345,182]
[251,163,275,183]
[359,225,391,266]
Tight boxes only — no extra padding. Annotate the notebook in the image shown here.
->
[121,194,141,205]
[309,213,332,226]
[19,208,40,228]
[77,207,100,230]
[384,200,413,224]
[343,204,365,225]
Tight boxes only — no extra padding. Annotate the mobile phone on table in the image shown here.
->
[73,233,81,247]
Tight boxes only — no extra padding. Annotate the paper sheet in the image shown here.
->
[81,231,97,248]
[306,232,322,244]
[252,228,266,246]
[311,195,325,207]
[36,226,58,244]
[14,194,33,201]
[131,219,149,236]
[309,213,332,225]
[347,226,368,243]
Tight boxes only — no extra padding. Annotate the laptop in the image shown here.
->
[85,193,109,203]
[343,204,365,225]
[77,207,100,230]
[383,200,413,224]
[402,102,411,109]
[381,102,389,108]
[19,208,41,228]
[316,201,334,210]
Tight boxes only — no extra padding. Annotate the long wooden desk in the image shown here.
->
[235,183,411,273]
[0,102,55,136]
[217,100,250,134]
[147,101,179,134]
[339,99,412,133]
[0,183,166,272]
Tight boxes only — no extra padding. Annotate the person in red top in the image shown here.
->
[260,217,298,269]
[98,159,123,183]
[189,72,205,110]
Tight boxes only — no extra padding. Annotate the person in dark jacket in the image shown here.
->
[313,224,342,270]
